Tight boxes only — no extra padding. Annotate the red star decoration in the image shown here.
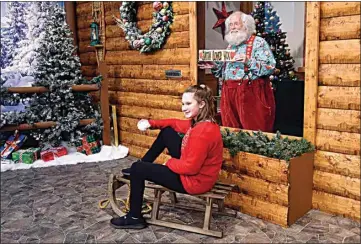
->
[212,2,233,40]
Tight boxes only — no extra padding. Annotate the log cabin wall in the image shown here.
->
[75,2,197,163]
[304,2,360,221]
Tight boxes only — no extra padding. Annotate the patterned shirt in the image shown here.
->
[211,35,276,81]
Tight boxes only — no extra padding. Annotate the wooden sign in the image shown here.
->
[199,50,236,62]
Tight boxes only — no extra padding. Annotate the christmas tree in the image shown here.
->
[1,3,103,147]
[0,2,29,70]
[251,1,297,86]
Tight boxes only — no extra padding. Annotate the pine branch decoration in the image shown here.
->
[221,129,315,161]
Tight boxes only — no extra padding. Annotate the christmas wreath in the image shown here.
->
[113,1,173,53]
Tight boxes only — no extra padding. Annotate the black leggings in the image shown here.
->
[129,127,187,218]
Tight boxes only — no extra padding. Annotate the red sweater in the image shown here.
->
[149,119,223,195]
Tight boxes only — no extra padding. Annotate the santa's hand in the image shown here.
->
[198,61,215,69]
[233,53,246,63]
[137,119,151,131]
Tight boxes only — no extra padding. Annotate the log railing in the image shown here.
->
[0,62,111,145]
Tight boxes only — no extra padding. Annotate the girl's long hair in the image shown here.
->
[184,84,216,126]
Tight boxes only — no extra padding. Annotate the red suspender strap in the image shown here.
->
[244,35,256,74]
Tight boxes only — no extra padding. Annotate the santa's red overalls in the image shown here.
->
[220,36,275,132]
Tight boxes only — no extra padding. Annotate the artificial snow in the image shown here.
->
[2,73,34,87]
[1,144,129,172]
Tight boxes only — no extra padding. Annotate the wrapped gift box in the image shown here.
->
[12,148,41,164]
[75,135,101,155]
[0,131,27,159]
[40,146,68,162]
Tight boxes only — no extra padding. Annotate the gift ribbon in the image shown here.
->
[1,131,20,158]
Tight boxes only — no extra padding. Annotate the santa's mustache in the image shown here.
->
[225,30,248,46]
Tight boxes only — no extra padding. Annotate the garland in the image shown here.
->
[221,129,315,162]
[113,1,174,53]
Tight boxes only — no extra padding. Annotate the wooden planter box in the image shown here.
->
[219,149,314,227]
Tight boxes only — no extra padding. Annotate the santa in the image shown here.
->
[199,11,276,132]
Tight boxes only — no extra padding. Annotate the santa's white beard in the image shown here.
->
[225,30,248,46]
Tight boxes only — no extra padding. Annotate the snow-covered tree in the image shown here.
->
[0,2,29,69]
[8,2,56,76]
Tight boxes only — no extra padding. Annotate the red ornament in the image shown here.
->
[212,2,233,40]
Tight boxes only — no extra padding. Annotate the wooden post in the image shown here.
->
[197,2,205,84]
[99,62,111,145]
[203,197,213,230]
[64,2,78,50]
[240,2,254,14]
[189,2,198,85]
[303,2,320,144]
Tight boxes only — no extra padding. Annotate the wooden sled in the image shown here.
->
[108,174,236,238]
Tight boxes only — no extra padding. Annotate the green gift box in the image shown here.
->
[12,148,41,164]
[75,135,101,155]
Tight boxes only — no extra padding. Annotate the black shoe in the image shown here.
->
[121,160,142,176]
[110,214,147,229]
[121,167,132,176]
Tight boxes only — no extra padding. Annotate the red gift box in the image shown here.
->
[41,146,68,162]
[52,146,67,157]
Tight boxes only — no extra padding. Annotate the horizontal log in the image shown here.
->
[104,39,130,52]
[106,31,190,51]
[117,92,181,111]
[78,41,94,53]
[108,91,118,105]
[76,15,93,30]
[314,150,360,178]
[76,1,89,6]
[225,192,288,227]
[313,170,360,200]
[105,48,190,65]
[320,15,360,41]
[120,131,155,149]
[0,119,95,132]
[318,86,360,110]
[320,2,361,18]
[6,84,99,93]
[105,14,190,38]
[312,190,360,221]
[108,64,190,80]
[77,28,91,42]
[316,129,360,155]
[75,2,93,16]
[319,39,360,64]
[319,64,360,87]
[223,150,289,185]
[79,52,97,65]
[317,108,360,133]
[109,78,192,95]
[80,65,98,77]
[219,170,289,206]
[122,143,170,164]
[117,105,184,120]
[118,117,160,138]
[104,2,190,24]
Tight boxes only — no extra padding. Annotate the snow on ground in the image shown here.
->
[1,144,129,172]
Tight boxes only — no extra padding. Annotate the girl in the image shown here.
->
[110,84,224,229]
